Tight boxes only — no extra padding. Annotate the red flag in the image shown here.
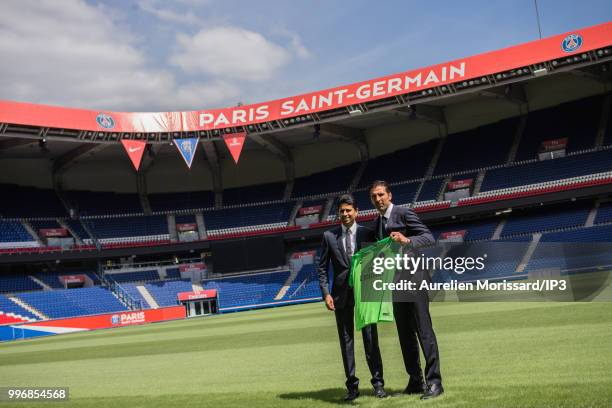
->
[121,140,146,170]
[223,132,246,164]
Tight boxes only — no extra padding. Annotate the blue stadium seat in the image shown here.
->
[480,149,612,192]
[16,287,128,319]
[501,203,591,237]
[359,140,438,188]
[204,202,294,230]
[65,190,143,216]
[149,190,215,212]
[293,163,359,198]
[433,118,516,175]
[0,184,67,218]
[223,182,286,206]
[515,96,602,161]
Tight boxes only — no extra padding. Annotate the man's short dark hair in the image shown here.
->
[369,180,391,194]
[337,194,357,210]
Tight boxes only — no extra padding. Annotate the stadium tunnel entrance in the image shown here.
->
[178,289,218,317]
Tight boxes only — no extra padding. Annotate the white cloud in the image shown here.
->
[137,0,200,26]
[172,27,292,81]
[0,0,241,111]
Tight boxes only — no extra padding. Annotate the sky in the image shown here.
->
[0,0,609,112]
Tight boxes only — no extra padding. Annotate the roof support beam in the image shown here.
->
[319,123,369,161]
[249,133,295,184]
[478,83,527,106]
[201,140,223,205]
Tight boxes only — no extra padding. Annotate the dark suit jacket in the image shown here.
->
[376,205,435,295]
[318,224,375,309]
[376,205,434,249]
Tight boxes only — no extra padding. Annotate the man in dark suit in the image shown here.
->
[370,180,444,400]
[318,194,386,401]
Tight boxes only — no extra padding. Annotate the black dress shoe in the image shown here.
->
[343,389,360,402]
[403,380,426,394]
[420,383,444,400]
[373,385,388,398]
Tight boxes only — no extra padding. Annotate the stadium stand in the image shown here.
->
[203,270,291,310]
[145,280,194,307]
[0,295,38,321]
[107,270,161,283]
[0,274,42,294]
[358,140,438,188]
[0,221,36,247]
[149,190,215,212]
[203,202,295,230]
[500,202,592,237]
[0,184,67,218]
[594,201,612,224]
[515,96,602,161]
[433,118,517,175]
[292,163,359,198]
[16,287,128,319]
[65,190,143,216]
[479,148,612,192]
[223,182,286,206]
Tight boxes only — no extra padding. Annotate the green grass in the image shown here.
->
[1,301,611,407]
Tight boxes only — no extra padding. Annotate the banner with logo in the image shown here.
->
[223,132,247,164]
[177,223,197,232]
[174,138,199,169]
[120,139,146,170]
[541,137,568,152]
[447,179,473,191]
[39,228,69,237]
[298,205,323,216]
[0,23,609,133]
[177,289,217,301]
[439,230,467,241]
[0,306,186,341]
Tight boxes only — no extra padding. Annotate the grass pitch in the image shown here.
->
[1,301,611,408]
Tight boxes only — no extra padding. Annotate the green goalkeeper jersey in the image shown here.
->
[349,237,399,330]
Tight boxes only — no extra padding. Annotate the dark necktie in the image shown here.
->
[345,228,353,257]
[377,216,387,240]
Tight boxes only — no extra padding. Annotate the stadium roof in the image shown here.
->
[0,22,610,166]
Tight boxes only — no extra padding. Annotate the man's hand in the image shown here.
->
[324,294,335,311]
[390,231,411,246]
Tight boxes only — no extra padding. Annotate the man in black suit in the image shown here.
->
[370,180,444,400]
[318,194,386,401]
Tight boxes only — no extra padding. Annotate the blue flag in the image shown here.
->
[173,138,199,169]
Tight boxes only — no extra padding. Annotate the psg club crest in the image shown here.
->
[561,34,582,53]
[173,138,199,169]
[111,315,120,325]
[96,113,115,129]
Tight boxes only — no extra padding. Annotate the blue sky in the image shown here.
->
[0,0,609,112]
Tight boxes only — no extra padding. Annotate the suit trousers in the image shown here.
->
[393,290,442,386]
[334,305,384,390]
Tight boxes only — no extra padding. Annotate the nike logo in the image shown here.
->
[128,147,142,153]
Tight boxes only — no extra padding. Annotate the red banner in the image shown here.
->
[291,250,317,259]
[18,306,186,330]
[298,205,323,216]
[177,289,217,301]
[120,139,146,170]
[541,137,568,151]
[39,228,68,237]
[0,23,609,132]
[223,132,246,164]
[58,274,87,284]
[440,230,467,239]
[177,223,197,232]
[179,262,206,272]
[447,179,473,190]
